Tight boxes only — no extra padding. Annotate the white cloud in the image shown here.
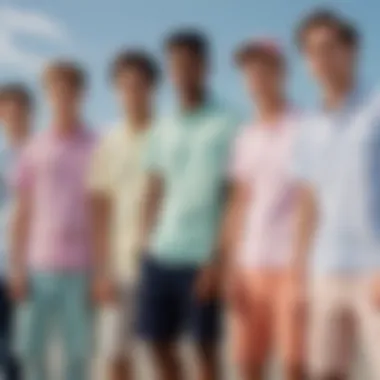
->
[0,6,70,74]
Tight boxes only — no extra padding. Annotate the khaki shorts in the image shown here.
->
[309,276,380,379]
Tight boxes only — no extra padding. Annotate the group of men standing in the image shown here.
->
[0,7,380,380]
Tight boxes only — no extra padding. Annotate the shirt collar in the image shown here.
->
[176,95,217,121]
[47,122,88,142]
[322,84,364,116]
[254,104,295,131]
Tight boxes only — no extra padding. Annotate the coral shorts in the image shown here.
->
[228,269,306,369]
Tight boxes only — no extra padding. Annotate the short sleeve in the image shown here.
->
[87,138,112,195]
[12,142,36,192]
[228,127,253,183]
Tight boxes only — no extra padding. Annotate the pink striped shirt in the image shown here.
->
[14,127,97,272]
[230,111,299,268]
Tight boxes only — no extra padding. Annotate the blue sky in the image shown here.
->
[0,0,379,127]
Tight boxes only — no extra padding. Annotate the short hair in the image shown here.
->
[164,28,209,60]
[110,50,159,85]
[0,83,33,109]
[296,9,359,50]
[43,60,87,90]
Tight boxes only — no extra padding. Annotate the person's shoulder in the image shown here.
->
[148,115,176,139]
[360,87,380,117]
[231,122,256,153]
[289,109,322,147]
[97,121,123,144]
[82,124,98,141]
[153,113,175,128]
[210,100,242,125]
[25,130,49,148]
[234,121,256,139]
[294,108,322,128]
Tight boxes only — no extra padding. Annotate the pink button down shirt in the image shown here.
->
[14,127,97,272]
[230,111,299,269]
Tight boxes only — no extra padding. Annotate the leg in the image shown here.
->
[148,342,183,380]
[99,308,133,380]
[229,311,268,380]
[110,355,132,380]
[192,299,221,380]
[16,273,56,380]
[57,274,92,380]
[276,274,307,380]
[97,286,135,380]
[137,258,183,380]
[228,271,274,380]
[308,277,355,380]
[356,277,380,380]
[0,279,21,380]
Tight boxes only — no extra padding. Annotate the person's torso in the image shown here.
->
[237,112,299,268]
[28,128,96,271]
[306,90,380,274]
[150,103,238,265]
[104,125,149,281]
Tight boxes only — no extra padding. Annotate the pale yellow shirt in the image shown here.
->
[88,122,148,283]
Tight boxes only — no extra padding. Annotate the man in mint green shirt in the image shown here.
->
[137,29,239,380]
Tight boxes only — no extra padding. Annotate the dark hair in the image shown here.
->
[43,60,87,89]
[110,50,159,85]
[164,28,209,60]
[296,9,359,50]
[0,83,33,109]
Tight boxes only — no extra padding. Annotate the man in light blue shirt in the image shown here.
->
[292,10,380,380]
[0,83,33,380]
[137,29,239,380]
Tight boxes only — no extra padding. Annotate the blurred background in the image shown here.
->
[0,0,380,127]
[1,0,379,379]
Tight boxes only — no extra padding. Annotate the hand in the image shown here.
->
[92,276,117,306]
[9,273,28,302]
[194,264,220,302]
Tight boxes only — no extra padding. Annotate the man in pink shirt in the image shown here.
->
[223,40,305,380]
[9,61,97,380]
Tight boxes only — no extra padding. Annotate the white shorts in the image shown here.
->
[309,276,380,379]
[96,284,136,359]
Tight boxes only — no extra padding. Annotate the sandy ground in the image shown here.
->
[44,320,368,379]
[91,341,366,379]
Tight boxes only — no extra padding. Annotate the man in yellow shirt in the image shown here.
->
[87,50,159,380]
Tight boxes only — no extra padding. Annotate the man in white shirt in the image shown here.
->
[293,9,380,380]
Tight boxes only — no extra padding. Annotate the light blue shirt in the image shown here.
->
[0,140,19,276]
[293,88,380,274]
[145,100,240,266]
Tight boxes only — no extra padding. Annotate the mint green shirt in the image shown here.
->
[145,100,239,266]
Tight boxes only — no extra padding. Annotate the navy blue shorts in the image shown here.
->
[136,256,221,344]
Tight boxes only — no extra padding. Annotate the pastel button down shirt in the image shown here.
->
[13,127,97,272]
[145,100,239,266]
[87,122,148,283]
[230,111,300,268]
[293,89,380,275]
